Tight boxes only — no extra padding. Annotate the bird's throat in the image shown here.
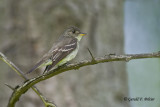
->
[75,35,83,41]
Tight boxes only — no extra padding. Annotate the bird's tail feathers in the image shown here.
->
[25,60,44,74]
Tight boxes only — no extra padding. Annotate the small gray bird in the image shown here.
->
[26,26,86,74]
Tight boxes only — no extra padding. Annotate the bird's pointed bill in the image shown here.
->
[79,33,87,36]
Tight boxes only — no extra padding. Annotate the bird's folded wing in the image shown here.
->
[26,37,77,74]
[45,38,77,72]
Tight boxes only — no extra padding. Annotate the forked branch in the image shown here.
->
[0,52,56,107]
[7,51,160,107]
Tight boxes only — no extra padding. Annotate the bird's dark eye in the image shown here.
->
[72,30,75,33]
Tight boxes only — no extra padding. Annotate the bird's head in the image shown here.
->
[64,26,86,41]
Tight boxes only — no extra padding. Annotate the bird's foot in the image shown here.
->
[58,62,71,68]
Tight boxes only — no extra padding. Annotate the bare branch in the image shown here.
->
[0,52,56,107]
[8,51,160,106]
[0,52,25,78]
[4,83,15,91]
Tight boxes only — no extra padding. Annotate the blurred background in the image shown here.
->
[0,0,159,107]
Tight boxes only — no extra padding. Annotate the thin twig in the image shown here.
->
[87,48,96,61]
[7,51,160,107]
[0,52,56,107]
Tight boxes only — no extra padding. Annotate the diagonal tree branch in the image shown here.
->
[0,52,56,107]
[7,51,160,107]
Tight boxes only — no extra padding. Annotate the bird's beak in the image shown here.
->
[79,33,87,36]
